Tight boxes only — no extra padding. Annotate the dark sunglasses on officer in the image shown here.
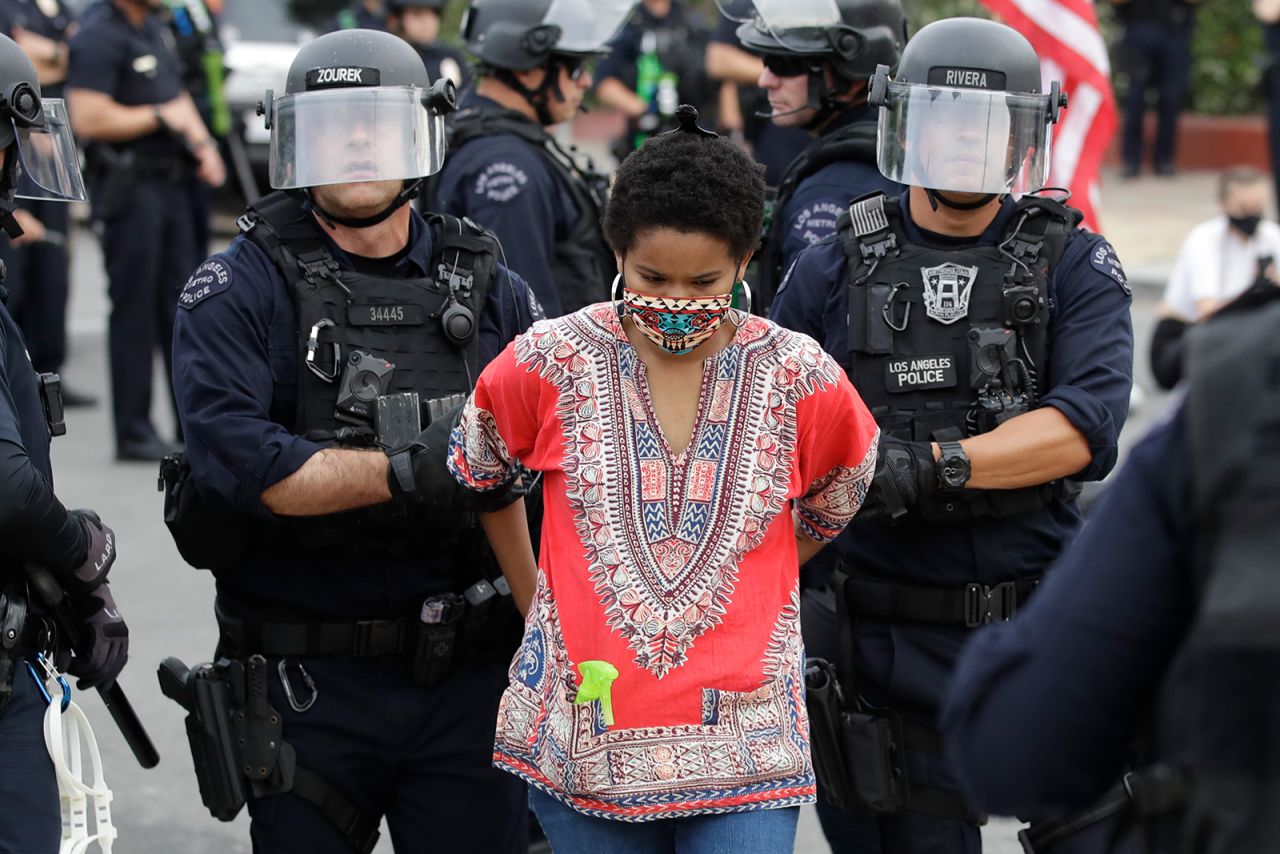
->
[559,56,593,82]
[762,54,815,78]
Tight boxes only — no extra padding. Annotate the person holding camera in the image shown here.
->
[168,29,539,852]
[769,18,1134,853]
[0,32,130,852]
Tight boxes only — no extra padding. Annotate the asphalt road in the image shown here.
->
[43,221,1171,853]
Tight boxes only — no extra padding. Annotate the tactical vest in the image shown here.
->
[443,105,613,315]
[838,192,1082,522]
[757,118,878,312]
[239,192,497,554]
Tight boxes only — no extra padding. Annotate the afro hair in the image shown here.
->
[603,131,766,261]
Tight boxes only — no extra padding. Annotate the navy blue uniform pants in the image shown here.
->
[802,589,981,854]
[0,199,71,375]
[0,666,60,853]
[101,178,194,446]
[1120,22,1193,171]
[246,655,528,853]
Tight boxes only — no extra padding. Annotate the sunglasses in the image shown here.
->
[559,57,594,81]
[762,54,815,78]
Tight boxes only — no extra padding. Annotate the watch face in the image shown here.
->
[941,452,970,488]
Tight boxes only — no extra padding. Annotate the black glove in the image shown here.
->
[65,509,116,591]
[66,583,129,690]
[386,402,522,514]
[855,437,936,523]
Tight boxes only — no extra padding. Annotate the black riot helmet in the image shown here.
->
[260,28,458,227]
[731,0,906,85]
[0,33,86,238]
[867,17,1066,205]
[461,0,636,124]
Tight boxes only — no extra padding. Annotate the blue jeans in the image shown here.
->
[529,786,800,854]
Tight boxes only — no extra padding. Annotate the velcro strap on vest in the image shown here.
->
[841,571,1040,628]
[291,767,381,854]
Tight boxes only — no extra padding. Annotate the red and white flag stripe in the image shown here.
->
[978,0,1117,231]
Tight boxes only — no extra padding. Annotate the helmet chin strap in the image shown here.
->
[496,59,569,126]
[924,188,999,212]
[0,152,24,239]
[307,179,423,230]
[754,64,852,132]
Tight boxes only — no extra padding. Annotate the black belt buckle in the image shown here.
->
[963,581,1020,628]
[352,619,406,657]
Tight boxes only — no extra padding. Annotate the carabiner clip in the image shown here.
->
[882,282,912,332]
[277,659,317,714]
[305,319,341,383]
[26,652,70,713]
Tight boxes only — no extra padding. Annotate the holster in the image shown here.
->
[158,654,380,853]
[804,657,909,814]
[158,452,254,572]
[88,147,137,222]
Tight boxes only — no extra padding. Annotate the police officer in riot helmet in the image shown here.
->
[728,0,906,313]
[384,0,474,91]
[770,17,1134,853]
[0,32,129,851]
[943,287,1280,854]
[431,0,637,318]
[167,28,538,852]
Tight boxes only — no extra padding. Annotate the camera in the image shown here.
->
[1002,281,1043,328]
[335,350,395,424]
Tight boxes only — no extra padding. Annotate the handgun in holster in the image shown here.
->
[804,656,910,814]
[158,654,295,820]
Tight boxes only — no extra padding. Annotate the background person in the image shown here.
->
[449,114,879,854]
[66,0,225,462]
[431,0,633,318]
[384,0,472,90]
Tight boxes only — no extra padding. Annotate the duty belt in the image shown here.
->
[216,604,418,659]
[840,571,1041,628]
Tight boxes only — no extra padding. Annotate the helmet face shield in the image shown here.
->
[12,99,86,201]
[268,86,445,190]
[543,0,635,53]
[876,82,1052,195]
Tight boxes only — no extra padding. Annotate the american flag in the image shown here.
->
[978,0,1117,231]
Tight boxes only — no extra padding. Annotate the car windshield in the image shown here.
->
[220,0,334,44]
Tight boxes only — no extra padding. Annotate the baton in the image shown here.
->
[24,564,160,769]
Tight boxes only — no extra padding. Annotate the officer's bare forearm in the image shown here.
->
[705,42,765,86]
[259,448,392,516]
[66,88,163,143]
[595,78,647,119]
[944,407,1092,491]
[481,498,537,617]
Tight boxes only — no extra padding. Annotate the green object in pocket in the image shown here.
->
[574,660,619,727]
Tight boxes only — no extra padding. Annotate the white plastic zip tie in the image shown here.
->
[43,690,116,854]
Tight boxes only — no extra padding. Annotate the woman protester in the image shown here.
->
[448,108,879,853]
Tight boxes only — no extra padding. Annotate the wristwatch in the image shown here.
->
[936,441,971,490]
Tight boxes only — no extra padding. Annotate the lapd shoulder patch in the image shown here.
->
[179,258,233,310]
[792,201,844,246]
[474,162,529,204]
[1088,240,1130,296]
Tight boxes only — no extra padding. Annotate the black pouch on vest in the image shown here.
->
[158,453,253,572]
[805,657,909,814]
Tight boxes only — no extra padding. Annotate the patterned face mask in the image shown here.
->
[620,286,735,354]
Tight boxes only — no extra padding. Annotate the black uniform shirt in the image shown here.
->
[0,296,82,581]
[66,0,187,158]
[172,208,540,619]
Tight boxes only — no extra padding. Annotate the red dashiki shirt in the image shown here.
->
[449,304,879,821]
